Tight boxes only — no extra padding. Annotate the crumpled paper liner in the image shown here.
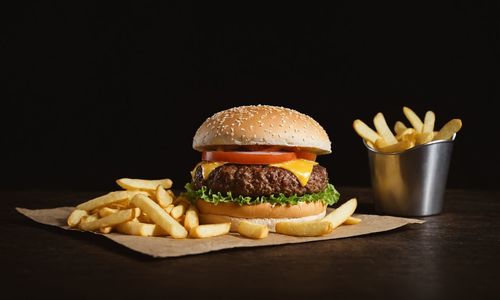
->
[16,206,424,258]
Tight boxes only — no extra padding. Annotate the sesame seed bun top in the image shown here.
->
[193,105,332,154]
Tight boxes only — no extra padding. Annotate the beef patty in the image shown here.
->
[192,164,328,197]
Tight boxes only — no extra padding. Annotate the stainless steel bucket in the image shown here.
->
[365,135,455,217]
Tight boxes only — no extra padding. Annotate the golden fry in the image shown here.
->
[131,194,187,239]
[155,185,173,208]
[343,216,362,225]
[164,204,174,214]
[115,221,167,237]
[403,106,423,132]
[99,226,112,234]
[237,221,269,239]
[373,112,398,145]
[189,223,231,238]
[416,132,434,145]
[67,209,88,227]
[322,198,358,229]
[184,205,199,232]
[170,204,186,219]
[353,119,382,144]
[116,178,173,192]
[275,221,333,237]
[377,140,413,153]
[394,121,408,136]
[76,191,130,212]
[79,208,140,231]
[422,111,435,133]
[98,207,118,218]
[433,119,462,141]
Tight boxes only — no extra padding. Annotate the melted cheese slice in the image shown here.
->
[270,159,318,186]
[191,162,227,180]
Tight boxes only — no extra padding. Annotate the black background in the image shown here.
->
[2,2,497,190]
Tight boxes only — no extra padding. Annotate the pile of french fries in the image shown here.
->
[68,178,361,239]
[353,106,462,153]
[68,178,229,239]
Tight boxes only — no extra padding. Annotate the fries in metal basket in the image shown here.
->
[353,106,462,153]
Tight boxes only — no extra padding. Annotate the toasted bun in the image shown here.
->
[199,211,327,232]
[193,105,331,154]
[195,200,326,219]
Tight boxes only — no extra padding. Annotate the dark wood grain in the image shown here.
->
[2,188,499,299]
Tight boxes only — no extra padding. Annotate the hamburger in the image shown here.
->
[184,105,339,231]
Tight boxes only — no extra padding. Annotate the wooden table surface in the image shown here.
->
[2,187,499,299]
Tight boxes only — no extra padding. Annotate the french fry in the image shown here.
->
[396,128,416,141]
[416,132,434,145]
[99,226,112,234]
[67,209,88,227]
[164,204,174,214]
[170,204,186,219]
[98,207,118,218]
[343,216,362,225]
[107,201,130,209]
[353,119,382,144]
[79,213,99,226]
[322,198,357,229]
[377,140,413,153]
[433,119,462,141]
[237,221,269,239]
[403,106,423,132]
[131,194,188,239]
[373,113,398,145]
[116,178,173,192]
[167,190,176,200]
[356,107,461,154]
[115,221,167,237]
[173,195,189,206]
[275,221,333,237]
[189,223,231,238]
[422,111,435,133]
[184,205,199,232]
[155,185,173,208]
[76,191,130,212]
[394,121,408,136]
[79,208,140,232]
[137,212,152,223]
[375,138,390,149]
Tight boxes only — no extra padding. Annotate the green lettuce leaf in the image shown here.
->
[183,183,340,206]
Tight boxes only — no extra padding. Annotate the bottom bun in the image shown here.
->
[199,210,327,232]
[196,199,326,219]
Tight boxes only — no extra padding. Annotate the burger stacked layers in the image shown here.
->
[184,105,340,231]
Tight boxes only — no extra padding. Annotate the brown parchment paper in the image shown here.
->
[16,207,424,258]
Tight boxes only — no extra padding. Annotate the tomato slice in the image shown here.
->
[202,151,316,164]
[295,151,317,161]
[202,151,297,164]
